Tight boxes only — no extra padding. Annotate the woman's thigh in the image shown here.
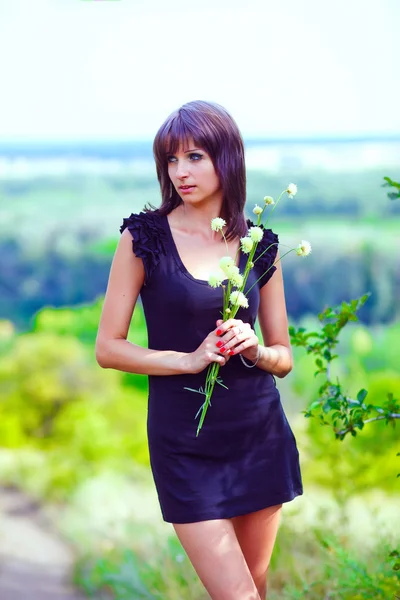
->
[231,504,282,585]
[173,518,261,600]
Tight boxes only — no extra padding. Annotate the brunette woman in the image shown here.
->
[96,100,303,599]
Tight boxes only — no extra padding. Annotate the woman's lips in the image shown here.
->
[179,186,196,194]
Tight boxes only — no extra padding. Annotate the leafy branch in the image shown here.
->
[382,176,400,201]
[289,293,400,441]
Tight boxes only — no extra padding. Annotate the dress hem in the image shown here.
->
[160,487,304,524]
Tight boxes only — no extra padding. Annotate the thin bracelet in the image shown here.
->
[239,346,261,369]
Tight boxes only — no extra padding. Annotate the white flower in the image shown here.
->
[249,226,264,243]
[219,256,235,273]
[264,196,275,205]
[240,236,253,254]
[253,204,263,215]
[229,290,249,309]
[225,308,231,314]
[226,265,239,278]
[208,270,225,288]
[230,272,244,288]
[295,240,312,257]
[287,183,298,198]
[211,217,226,232]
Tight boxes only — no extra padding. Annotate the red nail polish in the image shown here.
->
[229,350,234,356]
[216,329,222,336]
[216,340,224,348]
[220,347,226,353]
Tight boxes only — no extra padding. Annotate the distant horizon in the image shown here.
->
[1,132,400,147]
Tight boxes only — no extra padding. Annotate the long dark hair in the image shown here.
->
[152,100,247,240]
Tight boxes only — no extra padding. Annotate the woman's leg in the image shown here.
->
[231,504,282,599]
[173,518,262,600]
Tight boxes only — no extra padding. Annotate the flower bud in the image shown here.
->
[230,273,244,288]
[295,240,312,256]
[208,271,225,288]
[240,236,253,254]
[249,226,264,243]
[219,256,235,273]
[211,217,226,232]
[264,196,275,205]
[229,290,249,309]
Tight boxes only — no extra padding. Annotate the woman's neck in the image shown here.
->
[174,200,225,237]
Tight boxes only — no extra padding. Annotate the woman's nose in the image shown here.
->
[175,160,189,179]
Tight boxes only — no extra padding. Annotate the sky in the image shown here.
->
[0,0,399,140]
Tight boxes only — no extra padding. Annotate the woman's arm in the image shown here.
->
[95,229,190,375]
[256,253,293,378]
[95,229,228,376]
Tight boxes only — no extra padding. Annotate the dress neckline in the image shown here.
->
[162,213,244,287]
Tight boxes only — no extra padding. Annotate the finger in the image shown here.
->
[216,319,223,327]
[216,318,242,335]
[229,337,258,356]
[226,325,248,344]
[217,329,246,354]
[214,325,242,350]
[208,351,227,366]
[224,334,258,355]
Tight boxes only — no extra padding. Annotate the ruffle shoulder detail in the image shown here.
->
[247,219,279,288]
[120,211,167,284]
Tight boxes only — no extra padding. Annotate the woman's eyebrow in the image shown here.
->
[184,148,202,153]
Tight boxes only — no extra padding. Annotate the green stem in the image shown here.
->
[222,284,228,317]
[253,242,279,265]
[223,246,241,319]
[262,190,286,228]
[245,248,296,296]
[229,239,260,317]
[221,230,229,256]
[196,362,220,436]
[241,244,257,289]
[224,280,233,319]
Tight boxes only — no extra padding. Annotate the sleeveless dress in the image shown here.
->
[120,210,303,524]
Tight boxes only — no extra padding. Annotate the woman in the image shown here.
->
[95,100,303,600]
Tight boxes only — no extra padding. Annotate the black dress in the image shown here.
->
[120,210,303,524]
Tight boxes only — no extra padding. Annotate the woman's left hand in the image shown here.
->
[215,318,260,363]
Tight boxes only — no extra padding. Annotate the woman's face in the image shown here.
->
[167,138,222,205]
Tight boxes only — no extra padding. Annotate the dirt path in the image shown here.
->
[0,486,85,600]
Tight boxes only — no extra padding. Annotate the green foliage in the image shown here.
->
[382,176,400,201]
[76,537,205,600]
[33,298,149,394]
[32,296,148,352]
[290,294,399,442]
[0,331,111,445]
[73,520,400,600]
[2,225,399,329]
[279,536,400,599]
[33,299,105,345]
[1,168,400,329]
[0,302,150,500]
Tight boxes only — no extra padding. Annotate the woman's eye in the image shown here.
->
[167,156,177,163]
[189,153,203,161]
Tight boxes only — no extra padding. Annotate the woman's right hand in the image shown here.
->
[187,326,230,374]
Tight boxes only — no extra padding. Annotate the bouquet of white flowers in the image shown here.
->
[185,184,311,436]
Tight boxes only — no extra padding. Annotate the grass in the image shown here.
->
[72,508,400,599]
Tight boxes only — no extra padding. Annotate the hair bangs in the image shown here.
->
[157,114,208,161]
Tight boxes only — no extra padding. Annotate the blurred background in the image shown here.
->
[0,0,399,598]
